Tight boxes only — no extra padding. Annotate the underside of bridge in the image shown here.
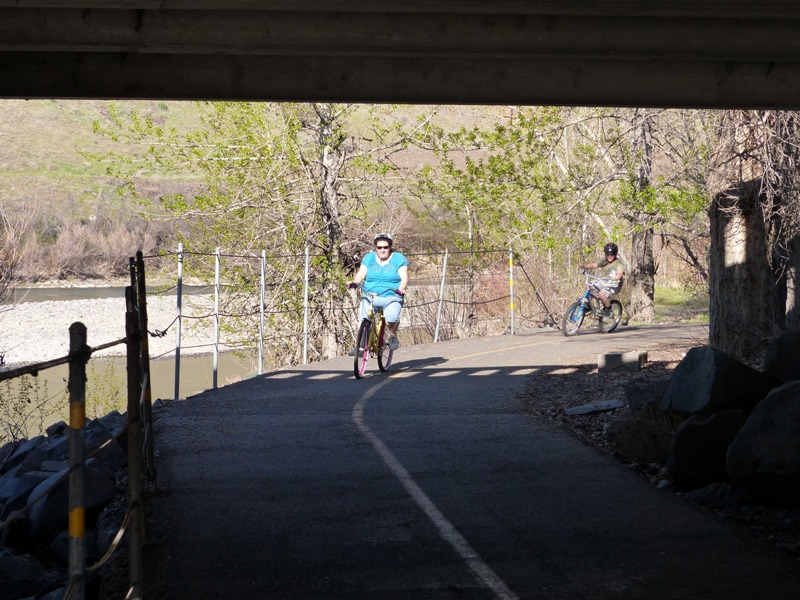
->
[2,1,800,108]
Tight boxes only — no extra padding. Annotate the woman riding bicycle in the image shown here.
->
[348,232,409,350]
[582,242,626,318]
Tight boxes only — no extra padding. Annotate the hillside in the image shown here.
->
[0,101,507,218]
[0,99,205,215]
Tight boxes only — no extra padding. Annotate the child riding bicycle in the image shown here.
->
[348,232,409,350]
[582,242,626,318]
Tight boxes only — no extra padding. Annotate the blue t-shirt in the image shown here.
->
[361,251,408,297]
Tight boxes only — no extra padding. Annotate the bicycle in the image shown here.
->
[351,286,399,379]
[561,271,623,336]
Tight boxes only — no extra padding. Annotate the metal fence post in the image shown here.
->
[174,243,183,402]
[509,250,515,335]
[259,250,266,375]
[302,246,310,364]
[67,322,88,600]
[213,247,221,389]
[434,250,449,343]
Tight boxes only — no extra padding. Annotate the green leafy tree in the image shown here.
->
[413,106,712,323]
[94,102,429,364]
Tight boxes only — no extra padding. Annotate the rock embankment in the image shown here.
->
[0,412,128,599]
[1,295,216,367]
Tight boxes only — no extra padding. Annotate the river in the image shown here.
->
[2,285,260,433]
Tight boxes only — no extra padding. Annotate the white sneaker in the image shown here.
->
[388,335,399,350]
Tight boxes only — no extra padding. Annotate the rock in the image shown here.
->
[0,440,22,473]
[659,346,773,415]
[667,410,747,490]
[0,470,50,520]
[727,381,800,505]
[45,421,68,438]
[85,427,127,472]
[28,460,116,537]
[606,401,685,465]
[763,331,800,384]
[1,436,45,472]
[598,351,647,373]
[44,437,69,462]
[90,411,126,436]
[16,446,47,476]
[682,482,750,508]
[623,378,670,413]
[49,530,101,566]
[0,547,45,600]
[565,399,624,415]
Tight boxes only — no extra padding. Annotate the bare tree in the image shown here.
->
[0,206,27,304]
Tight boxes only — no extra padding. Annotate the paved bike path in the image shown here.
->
[143,324,800,599]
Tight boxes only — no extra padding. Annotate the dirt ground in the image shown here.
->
[518,340,800,561]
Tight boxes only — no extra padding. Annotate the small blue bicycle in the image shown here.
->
[561,271,623,336]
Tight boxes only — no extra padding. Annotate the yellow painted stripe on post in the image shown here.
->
[69,507,85,537]
[69,402,85,429]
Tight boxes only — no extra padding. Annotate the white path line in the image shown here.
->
[352,379,519,600]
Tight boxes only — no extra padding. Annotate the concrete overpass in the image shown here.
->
[2,1,800,108]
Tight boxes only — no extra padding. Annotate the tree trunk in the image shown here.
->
[787,235,800,330]
[709,181,779,363]
[629,227,655,320]
[314,103,349,359]
[628,109,656,322]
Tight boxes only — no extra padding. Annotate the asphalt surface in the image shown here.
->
[143,323,800,599]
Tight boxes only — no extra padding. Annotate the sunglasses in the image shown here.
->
[376,245,390,249]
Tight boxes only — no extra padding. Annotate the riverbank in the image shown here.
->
[0,294,216,367]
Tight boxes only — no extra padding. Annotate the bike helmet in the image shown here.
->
[374,232,393,245]
[604,242,618,256]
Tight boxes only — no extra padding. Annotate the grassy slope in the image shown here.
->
[654,285,709,322]
[0,99,204,216]
[0,100,492,215]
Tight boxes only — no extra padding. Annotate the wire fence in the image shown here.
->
[0,244,567,598]
[138,244,560,400]
[0,252,155,600]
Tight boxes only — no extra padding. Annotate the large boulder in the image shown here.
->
[763,331,800,384]
[606,400,684,465]
[28,459,117,537]
[667,410,747,490]
[1,436,45,473]
[727,381,800,505]
[659,346,773,415]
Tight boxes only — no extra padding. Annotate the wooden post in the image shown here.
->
[126,287,144,600]
[68,322,88,600]
[135,250,157,489]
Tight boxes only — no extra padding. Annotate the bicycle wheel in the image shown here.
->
[377,321,394,371]
[353,319,371,379]
[561,301,585,336]
[599,299,623,333]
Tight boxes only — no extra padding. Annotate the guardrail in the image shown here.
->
[140,245,558,401]
[0,251,155,600]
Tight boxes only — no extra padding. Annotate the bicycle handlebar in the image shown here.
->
[583,271,615,287]
[348,282,404,296]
